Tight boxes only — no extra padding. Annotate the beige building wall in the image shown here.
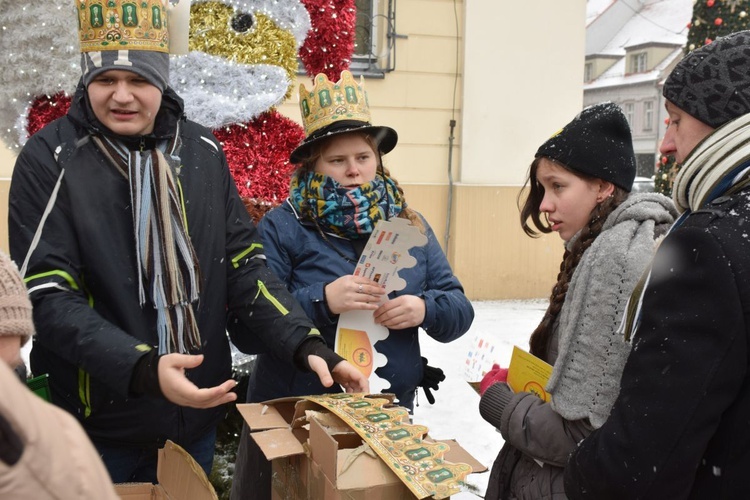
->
[2,0,587,300]
[283,0,587,299]
[0,145,14,253]
[455,0,586,299]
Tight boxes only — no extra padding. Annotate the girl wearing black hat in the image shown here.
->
[229,71,474,500]
[477,102,677,499]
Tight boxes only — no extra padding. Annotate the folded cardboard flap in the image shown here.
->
[158,440,217,500]
[113,440,218,500]
[236,398,296,431]
[237,401,310,461]
[251,427,306,460]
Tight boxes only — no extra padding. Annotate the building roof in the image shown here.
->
[593,0,691,56]
[584,46,683,90]
[586,0,617,27]
[585,0,692,89]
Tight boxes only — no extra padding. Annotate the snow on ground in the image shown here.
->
[414,299,547,499]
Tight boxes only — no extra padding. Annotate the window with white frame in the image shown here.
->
[631,52,648,73]
[643,100,654,131]
[584,62,593,82]
[352,0,398,76]
[354,0,374,57]
[624,102,635,127]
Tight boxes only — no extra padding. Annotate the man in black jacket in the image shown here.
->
[9,0,366,483]
[565,30,750,499]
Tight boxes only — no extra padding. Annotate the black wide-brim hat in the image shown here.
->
[290,119,398,164]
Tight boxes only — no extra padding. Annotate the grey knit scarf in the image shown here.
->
[621,113,750,341]
[546,193,677,428]
[94,131,202,354]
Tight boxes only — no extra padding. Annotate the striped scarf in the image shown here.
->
[621,113,750,341]
[94,130,202,354]
[288,171,403,239]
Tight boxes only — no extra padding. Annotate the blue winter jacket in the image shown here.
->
[243,200,474,409]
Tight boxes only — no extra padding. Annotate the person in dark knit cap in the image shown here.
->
[9,0,366,484]
[565,31,750,499]
[476,102,677,499]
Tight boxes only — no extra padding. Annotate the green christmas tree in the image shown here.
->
[655,154,678,197]
[658,0,750,195]
[686,0,750,52]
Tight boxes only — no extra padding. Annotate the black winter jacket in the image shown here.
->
[565,190,750,499]
[9,83,317,447]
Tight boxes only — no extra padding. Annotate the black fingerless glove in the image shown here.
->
[419,357,445,404]
[294,337,345,373]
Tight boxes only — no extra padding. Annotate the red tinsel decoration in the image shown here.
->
[27,93,72,138]
[300,0,357,80]
[212,110,305,204]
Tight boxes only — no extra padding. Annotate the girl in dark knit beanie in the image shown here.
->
[477,102,678,500]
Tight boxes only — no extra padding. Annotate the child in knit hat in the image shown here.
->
[0,250,33,369]
[9,0,366,484]
[565,31,750,499]
[477,102,677,499]
[0,254,119,499]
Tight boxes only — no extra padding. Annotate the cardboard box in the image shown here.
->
[237,394,486,500]
[114,440,218,500]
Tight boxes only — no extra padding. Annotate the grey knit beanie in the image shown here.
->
[664,30,750,128]
[0,251,34,346]
[81,51,169,92]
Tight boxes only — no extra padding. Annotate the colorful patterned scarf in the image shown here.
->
[94,131,202,355]
[288,170,404,239]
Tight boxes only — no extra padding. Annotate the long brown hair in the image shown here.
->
[296,131,425,232]
[519,157,629,360]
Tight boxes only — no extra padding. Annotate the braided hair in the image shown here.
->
[519,157,629,360]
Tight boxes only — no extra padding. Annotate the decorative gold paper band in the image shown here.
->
[299,71,372,137]
[304,393,473,499]
[77,0,169,53]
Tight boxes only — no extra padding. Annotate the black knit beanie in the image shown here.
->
[663,30,750,128]
[535,102,636,192]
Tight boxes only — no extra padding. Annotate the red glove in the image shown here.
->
[479,364,508,395]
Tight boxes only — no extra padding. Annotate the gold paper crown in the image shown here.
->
[77,0,169,53]
[299,70,371,137]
